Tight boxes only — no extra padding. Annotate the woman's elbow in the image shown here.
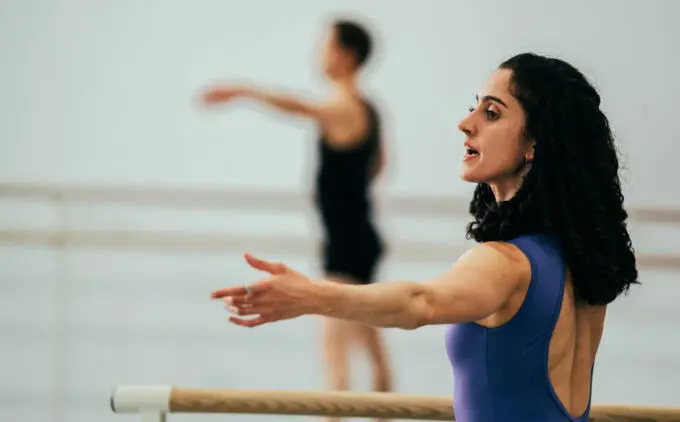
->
[402,289,435,330]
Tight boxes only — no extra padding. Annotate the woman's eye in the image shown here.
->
[485,109,499,120]
[469,105,500,120]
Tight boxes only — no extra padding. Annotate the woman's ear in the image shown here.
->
[525,142,536,162]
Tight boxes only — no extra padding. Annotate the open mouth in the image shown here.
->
[465,147,480,157]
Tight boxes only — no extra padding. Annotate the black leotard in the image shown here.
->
[313,98,384,284]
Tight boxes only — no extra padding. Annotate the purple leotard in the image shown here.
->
[446,234,593,422]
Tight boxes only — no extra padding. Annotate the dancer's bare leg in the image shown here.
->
[354,319,393,422]
[321,275,393,422]
[321,301,352,422]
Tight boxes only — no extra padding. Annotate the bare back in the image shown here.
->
[478,258,606,418]
[548,274,606,417]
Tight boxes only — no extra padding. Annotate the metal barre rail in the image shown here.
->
[2,182,680,223]
[2,182,680,269]
[110,386,680,422]
[1,228,680,269]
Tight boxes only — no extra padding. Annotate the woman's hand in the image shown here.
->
[211,253,323,328]
[201,85,251,105]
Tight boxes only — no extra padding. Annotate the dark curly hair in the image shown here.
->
[466,52,639,305]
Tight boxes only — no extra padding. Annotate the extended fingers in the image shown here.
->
[211,254,289,300]
[211,280,271,299]
[228,316,269,328]
[244,253,288,275]
[211,286,245,299]
[224,294,273,307]
[228,311,292,328]
[224,302,274,317]
[223,295,247,306]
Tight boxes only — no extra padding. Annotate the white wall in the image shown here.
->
[1,1,679,422]
[1,0,679,206]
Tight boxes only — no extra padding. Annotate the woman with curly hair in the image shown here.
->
[211,52,640,422]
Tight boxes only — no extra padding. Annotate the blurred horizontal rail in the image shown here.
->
[2,182,680,223]
[1,229,679,269]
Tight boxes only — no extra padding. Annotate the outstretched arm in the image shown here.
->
[315,242,529,329]
[202,85,349,125]
[213,242,530,330]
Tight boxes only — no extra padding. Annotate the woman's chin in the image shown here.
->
[460,169,483,183]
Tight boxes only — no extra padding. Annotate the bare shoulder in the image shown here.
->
[334,92,367,118]
[315,94,358,124]
[451,241,532,293]
[321,93,371,146]
[459,241,532,274]
[420,241,532,325]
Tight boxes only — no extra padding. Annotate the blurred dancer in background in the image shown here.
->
[201,18,392,422]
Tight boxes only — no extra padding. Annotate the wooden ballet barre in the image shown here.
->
[110,386,680,422]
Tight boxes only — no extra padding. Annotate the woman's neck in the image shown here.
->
[489,165,531,202]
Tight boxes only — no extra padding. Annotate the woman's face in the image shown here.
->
[320,27,353,79]
[458,68,535,199]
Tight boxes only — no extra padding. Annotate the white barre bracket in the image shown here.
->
[111,385,172,418]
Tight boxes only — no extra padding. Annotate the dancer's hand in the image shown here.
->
[201,86,250,105]
[211,253,322,328]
